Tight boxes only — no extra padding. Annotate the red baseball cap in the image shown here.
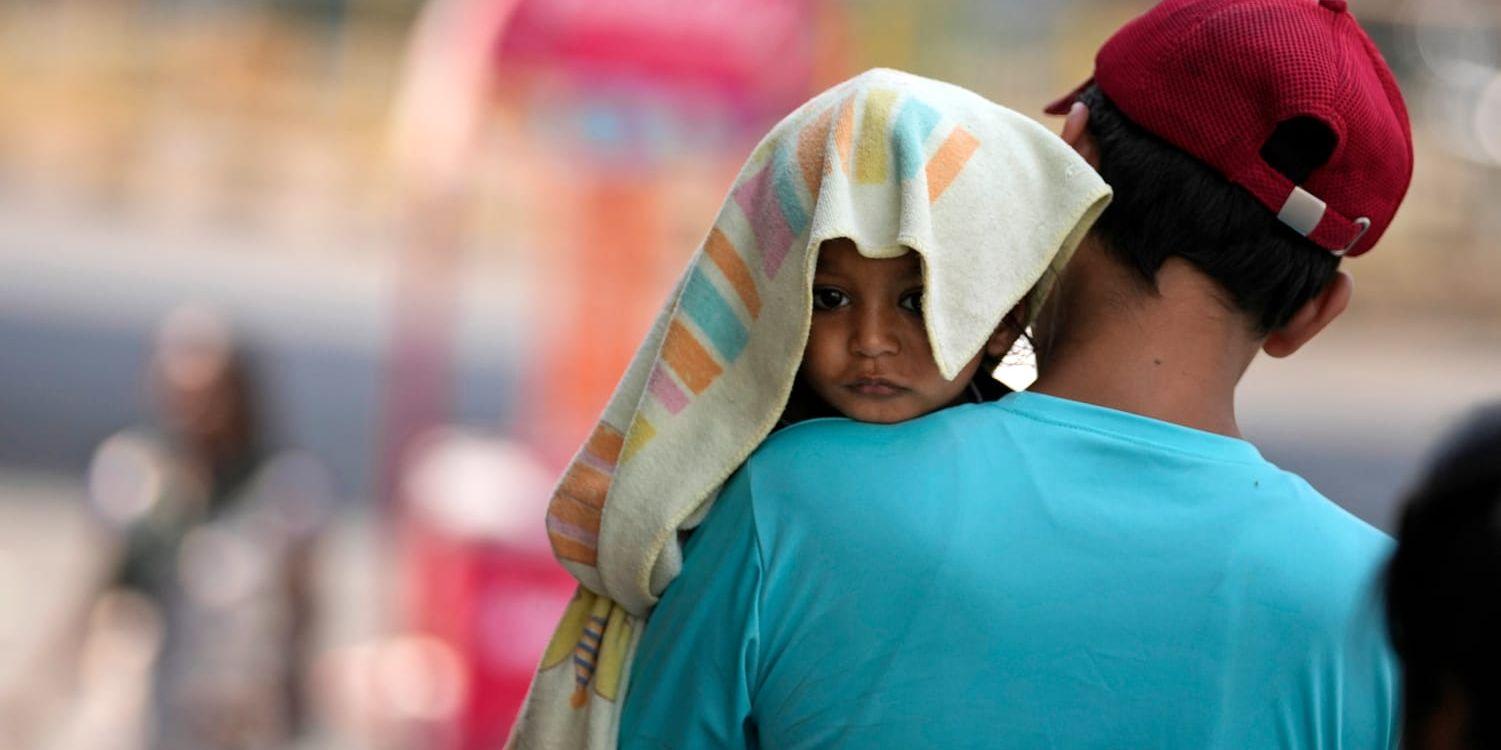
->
[1046,0,1413,257]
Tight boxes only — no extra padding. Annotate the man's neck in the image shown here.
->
[1029,255,1259,439]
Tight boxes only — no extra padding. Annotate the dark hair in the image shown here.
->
[1078,86,1340,333]
[1386,403,1501,749]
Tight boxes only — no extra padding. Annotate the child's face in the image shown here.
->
[800,239,987,424]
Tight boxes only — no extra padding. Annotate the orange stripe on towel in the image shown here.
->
[584,423,625,468]
[703,228,762,319]
[798,106,835,197]
[549,493,602,535]
[926,126,980,203]
[662,319,723,394]
[558,462,611,510]
[835,95,856,176]
[551,535,598,565]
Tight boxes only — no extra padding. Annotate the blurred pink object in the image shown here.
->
[497,0,816,121]
[400,431,576,749]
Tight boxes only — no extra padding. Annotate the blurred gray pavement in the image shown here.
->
[0,469,388,750]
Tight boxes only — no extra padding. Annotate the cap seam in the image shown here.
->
[1113,3,1222,127]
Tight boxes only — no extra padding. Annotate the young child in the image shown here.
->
[782,236,1022,426]
[509,68,1111,750]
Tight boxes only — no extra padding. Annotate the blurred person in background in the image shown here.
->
[1387,403,1501,750]
[80,306,330,750]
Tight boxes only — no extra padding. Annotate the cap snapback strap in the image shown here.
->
[1278,186,1371,256]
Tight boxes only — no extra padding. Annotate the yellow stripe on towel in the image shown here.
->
[855,89,898,184]
[621,416,656,464]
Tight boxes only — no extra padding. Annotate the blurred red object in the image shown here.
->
[400,430,576,749]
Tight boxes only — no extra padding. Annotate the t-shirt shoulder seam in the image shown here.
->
[999,403,1266,466]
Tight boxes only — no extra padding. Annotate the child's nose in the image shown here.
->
[851,306,900,358]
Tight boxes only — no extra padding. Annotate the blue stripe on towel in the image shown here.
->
[893,97,942,180]
[774,147,811,235]
[682,266,750,362]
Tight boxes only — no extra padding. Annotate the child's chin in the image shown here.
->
[840,402,925,425]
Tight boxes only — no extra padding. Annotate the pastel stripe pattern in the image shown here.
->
[549,488,603,563]
[584,425,624,466]
[548,422,625,565]
[835,94,857,175]
[702,228,761,319]
[661,319,723,394]
[926,125,981,203]
[773,147,811,236]
[734,164,796,279]
[892,97,942,179]
[647,364,689,415]
[797,106,835,196]
[681,266,749,362]
[621,416,656,463]
[855,88,899,184]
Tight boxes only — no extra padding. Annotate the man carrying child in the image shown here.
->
[620,0,1413,747]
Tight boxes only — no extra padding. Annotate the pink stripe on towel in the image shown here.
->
[648,363,690,414]
[734,164,796,279]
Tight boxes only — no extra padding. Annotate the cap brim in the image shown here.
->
[1044,77,1094,116]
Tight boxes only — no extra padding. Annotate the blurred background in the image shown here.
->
[0,0,1496,747]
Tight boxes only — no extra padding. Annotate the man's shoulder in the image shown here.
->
[1268,472,1393,559]
[735,404,1002,525]
[750,402,999,473]
[1239,471,1394,624]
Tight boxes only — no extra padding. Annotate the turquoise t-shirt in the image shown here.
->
[619,392,1398,749]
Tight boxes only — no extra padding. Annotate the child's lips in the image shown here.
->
[846,377,908,397]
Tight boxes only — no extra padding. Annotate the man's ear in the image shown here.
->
[985,301,1030,357]
[1060,102,1100,169]
[1262,270,1353,358]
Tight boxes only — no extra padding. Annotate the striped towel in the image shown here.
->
[507,68,1112,749]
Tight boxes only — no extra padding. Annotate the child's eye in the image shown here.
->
[812,287,850,311]
[899,290,924,316]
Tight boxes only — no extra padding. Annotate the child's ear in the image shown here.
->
[985,300,1029,357]
[1060,102,1100,169]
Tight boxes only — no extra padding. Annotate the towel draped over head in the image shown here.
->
[508,68,1112,749]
